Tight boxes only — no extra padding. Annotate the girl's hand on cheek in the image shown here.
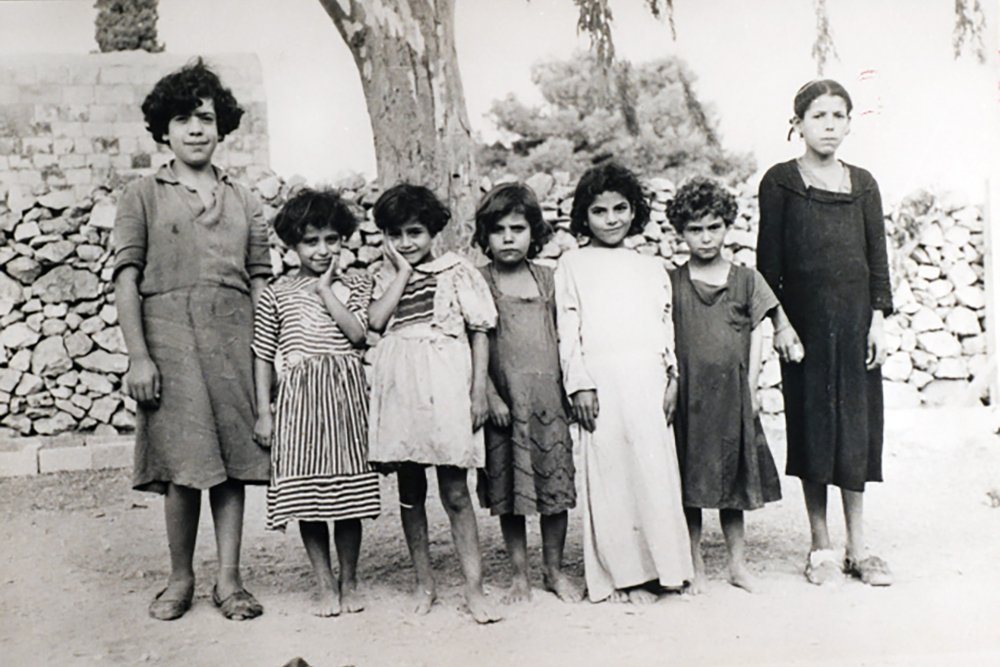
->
[315,258,338,292]
[383,238,412,274]
[571,390,599,433]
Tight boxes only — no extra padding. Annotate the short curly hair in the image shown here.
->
[666,177,738,234]
[372,183,451,236]
[569,162,649,238]
[271,187,359,247]
[473,182,552,259]
[141,57,244,145]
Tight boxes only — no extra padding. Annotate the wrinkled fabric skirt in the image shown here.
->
[133,287,269,493]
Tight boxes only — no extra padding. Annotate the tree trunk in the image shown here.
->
[318,0,477,252]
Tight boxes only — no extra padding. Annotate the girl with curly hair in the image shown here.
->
[554,162,693,603]
[667,177,795,594]
[113,58,269,621]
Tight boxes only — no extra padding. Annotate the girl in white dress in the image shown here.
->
[555,162,693,603]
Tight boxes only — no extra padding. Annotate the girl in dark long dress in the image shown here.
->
[756,79,894,587]
[667,177,793,594]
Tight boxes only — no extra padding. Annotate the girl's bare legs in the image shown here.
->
[541,511,583,602]
[436,466,502,623]
[499,514,531,603]
[720,509,754,592]
[209,480,249,598]
[801,480,832,551]
[684,507,707,594]
[162,483,200,601]
[397,463,436,614]
[299,521,339,616]
[334,519,364,613]
[841,489,865,562]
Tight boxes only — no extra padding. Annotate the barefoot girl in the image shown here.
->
[555,162,693,604]
[757,80,893,586]
[114,59,269,621]
[251,188,381,616]
[472,183,582,604]
[367,184,502,623]
[666,177,793,594]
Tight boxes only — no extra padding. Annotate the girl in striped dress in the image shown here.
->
[252,188,380,617]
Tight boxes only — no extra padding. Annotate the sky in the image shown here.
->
[1,0,998,201]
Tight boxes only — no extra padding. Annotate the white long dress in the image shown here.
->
[554,247,693,602]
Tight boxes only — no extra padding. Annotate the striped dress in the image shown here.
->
[252,273,380,530]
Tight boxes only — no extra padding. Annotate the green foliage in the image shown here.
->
[94,0,164,53]
[478,52,754,183]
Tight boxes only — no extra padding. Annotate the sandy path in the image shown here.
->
[2,408,999,666]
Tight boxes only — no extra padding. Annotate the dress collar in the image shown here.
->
[154,161,230,186]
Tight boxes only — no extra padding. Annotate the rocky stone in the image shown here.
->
[43,303,68,318]
[25,313,43,332]
[14,373,44,396]
[525,172,555,200]
[946,261,977,288]
[75,244,104,262]
[41,319,68,336]
[13,221,40,243]
[920,380,970,407]
[54,399,86,420]
[909,350,937,372]
[50,386,72,400]
[70,393,92,410]
[32,266,102,304]
[934,357,969,380]
[1,414,32,435]
[0,368,21,393]
[909,369,933,389]
[915,264,940,281]
[78,370,113,395]
[910,307,944,332]
[881,352,913,382]
[79,315,104,334]
[38,189,76,211]
[111,409,136,430]
[758,359,782,388]
[98,304,118,325]
[89,396,121,424]
[0,272,24,307]
[945,307,981,336]
[34,412,78,435]
[0,322,41,350]
[30,336,73,378]
[35,240,75,265]
[758,388,783,414]
[91,328,126,354]
[917,331,962,358]
[954,285,985,309]
[9,349,31,372]
[256,175,281,200]
[5,256,42,284]
[927,280,953,299]
[64,331,94,358]
[961,334,986,356]
[88,198,117,229]
[78,351,129,374]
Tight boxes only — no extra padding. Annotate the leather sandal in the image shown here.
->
[843,555,893,587]
[148,586,193,621]
[804,549,842,586]
[212,585,264,620]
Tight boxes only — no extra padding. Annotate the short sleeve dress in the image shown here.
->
[756,160,893,492]
[477,262,575,517]
[113,162,271,493]
[251,273,380,530]
[367,252,497,469]
[670,263,782,510]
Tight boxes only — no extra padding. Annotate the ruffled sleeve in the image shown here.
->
[453,261,497,332]
[554,256,597,395]
[251,285,280,363]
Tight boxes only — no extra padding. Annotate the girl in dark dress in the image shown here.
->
[667,178,791,594]
[756,80,893,587]
[473,183,582,605]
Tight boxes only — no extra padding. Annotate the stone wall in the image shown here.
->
[0,169,988,440]
[0,53,269,200]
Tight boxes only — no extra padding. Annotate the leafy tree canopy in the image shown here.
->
[479,52,754,183]
[94,0,164,53]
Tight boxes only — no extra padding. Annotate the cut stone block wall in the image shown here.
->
[0,52,269,200]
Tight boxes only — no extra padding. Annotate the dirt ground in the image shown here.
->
[2,407,999,667]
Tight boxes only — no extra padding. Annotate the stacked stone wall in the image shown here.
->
[0,169,988,441]
[0,53,269,200]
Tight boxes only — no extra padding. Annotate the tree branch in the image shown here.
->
[953,0,987,63]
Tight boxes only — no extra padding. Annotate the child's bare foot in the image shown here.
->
[685,572,709,595]
[543,569,584,603]
[503,575,532,604]
[466,588,503,624]
[339,578,365,613]
[312,581,341,617]
[627,586,659,605]
[607,589,630,603]
[411,587,436,615]
[728,562,756,593]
